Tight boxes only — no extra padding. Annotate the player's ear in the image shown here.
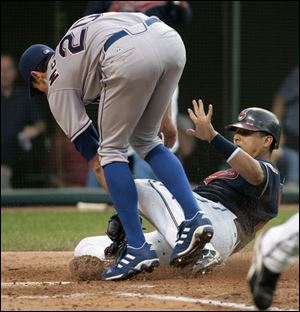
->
[263,135,273,148]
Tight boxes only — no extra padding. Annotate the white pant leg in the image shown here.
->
[261,212,299,273]
[144,231,172,265]
[74,231,171,265]
[74,236,113,260]
[135,179,239,261]
[193,193,239,261]
[74,179,239,264]
[136,179,183,247]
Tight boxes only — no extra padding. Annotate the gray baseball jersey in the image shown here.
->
[47,12,186,166]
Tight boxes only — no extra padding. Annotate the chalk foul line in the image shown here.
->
[1,281,297,311]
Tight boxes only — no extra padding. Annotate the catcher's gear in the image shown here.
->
[104,214,126,258]
[225,107,281,149]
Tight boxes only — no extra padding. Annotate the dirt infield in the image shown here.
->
[1,251,298,311]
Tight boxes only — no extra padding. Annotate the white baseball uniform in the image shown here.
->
[74,179,240,265]
[259,212,299,273]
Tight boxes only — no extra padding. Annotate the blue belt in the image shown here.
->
[103,17,160,52]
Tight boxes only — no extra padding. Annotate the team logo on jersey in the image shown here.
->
[203,168,239,185]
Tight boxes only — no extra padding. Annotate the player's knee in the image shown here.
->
[98,150,129,167]
[130,139,161,160]
[129,141,149,160]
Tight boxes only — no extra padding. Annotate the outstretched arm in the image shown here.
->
[187,99,265,185]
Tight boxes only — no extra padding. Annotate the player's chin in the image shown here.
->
[69,256,112,281]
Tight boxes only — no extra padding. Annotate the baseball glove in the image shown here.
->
[104,214,126,258]
[104,214,144,258]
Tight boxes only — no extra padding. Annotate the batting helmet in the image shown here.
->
[225,107,281,149]
[18,44,54,97]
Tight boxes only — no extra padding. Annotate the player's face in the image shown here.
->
[233,129,271,158]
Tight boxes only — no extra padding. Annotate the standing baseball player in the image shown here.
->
[83,1,192,183]
[247,212,299,310]
[19,13,214,281]
[73,102,283,277]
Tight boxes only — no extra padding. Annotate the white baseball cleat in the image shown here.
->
[192,247,222,274]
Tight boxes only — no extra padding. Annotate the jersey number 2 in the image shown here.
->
[58,14,101,57]
[59,28,87,57]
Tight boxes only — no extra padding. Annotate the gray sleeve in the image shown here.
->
[48,89,92,141]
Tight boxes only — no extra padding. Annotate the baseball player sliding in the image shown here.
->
[19,13,214,281]
[73,102,283,278]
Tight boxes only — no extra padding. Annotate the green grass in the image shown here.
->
[1,205,298,251]
[260,206,299,229]
[1,210,155,251]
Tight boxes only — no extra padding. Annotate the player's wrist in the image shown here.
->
[208,130,218,143]
[73,124,99,161]
[210,133,240,162]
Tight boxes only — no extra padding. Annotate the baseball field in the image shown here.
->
[1,205,299,311]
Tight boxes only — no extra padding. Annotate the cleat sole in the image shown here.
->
[170,227,214,267]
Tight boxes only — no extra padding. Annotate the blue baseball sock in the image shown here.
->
[103,162,145,248]
[145,144,200,219]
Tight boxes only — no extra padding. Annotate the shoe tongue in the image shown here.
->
[178,222,186,233]
[175,224,184,241]
[115,244,127,262]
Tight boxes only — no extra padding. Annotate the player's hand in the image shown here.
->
[23,125,39,140]
[186,99,217,142]
[159,102,177,148]
[89,154,109,193]
[159,119,177,148]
